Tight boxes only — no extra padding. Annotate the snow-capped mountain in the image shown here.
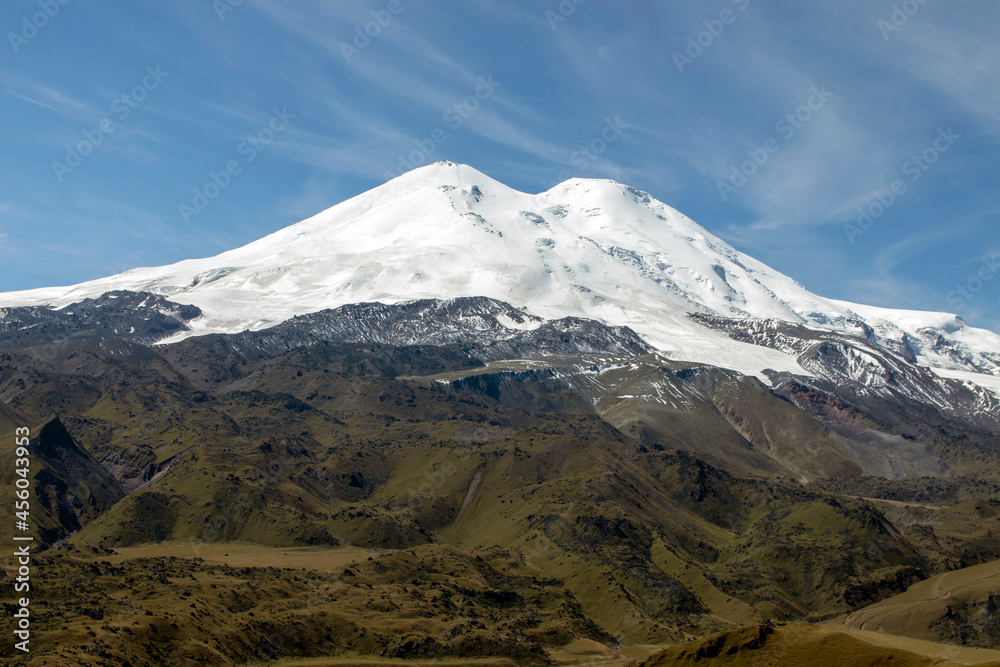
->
[0,161,997,392]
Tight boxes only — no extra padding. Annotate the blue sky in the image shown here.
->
[1,0,998,331]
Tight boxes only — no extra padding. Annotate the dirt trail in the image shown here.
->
[842,566,1000,631]
[860,496,946,511]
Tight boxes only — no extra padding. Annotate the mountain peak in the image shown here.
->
[387,161,502,191]
[0,165,997,387]
[392,161,628,199]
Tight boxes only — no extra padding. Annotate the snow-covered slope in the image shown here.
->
[829,300,1000,378]
[0,161,996,386]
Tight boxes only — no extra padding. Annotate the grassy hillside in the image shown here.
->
[3,333,1000,664]
[0,543,613,665]
[640,622,1000,666]
[840,558,1000,649]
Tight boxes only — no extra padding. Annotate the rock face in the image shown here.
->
[0,291,201,349]
[196,296,653,363]
[29,417,126,541]
[695,313,1000,432]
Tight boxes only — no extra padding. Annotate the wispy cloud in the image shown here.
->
[0,69,104,125]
